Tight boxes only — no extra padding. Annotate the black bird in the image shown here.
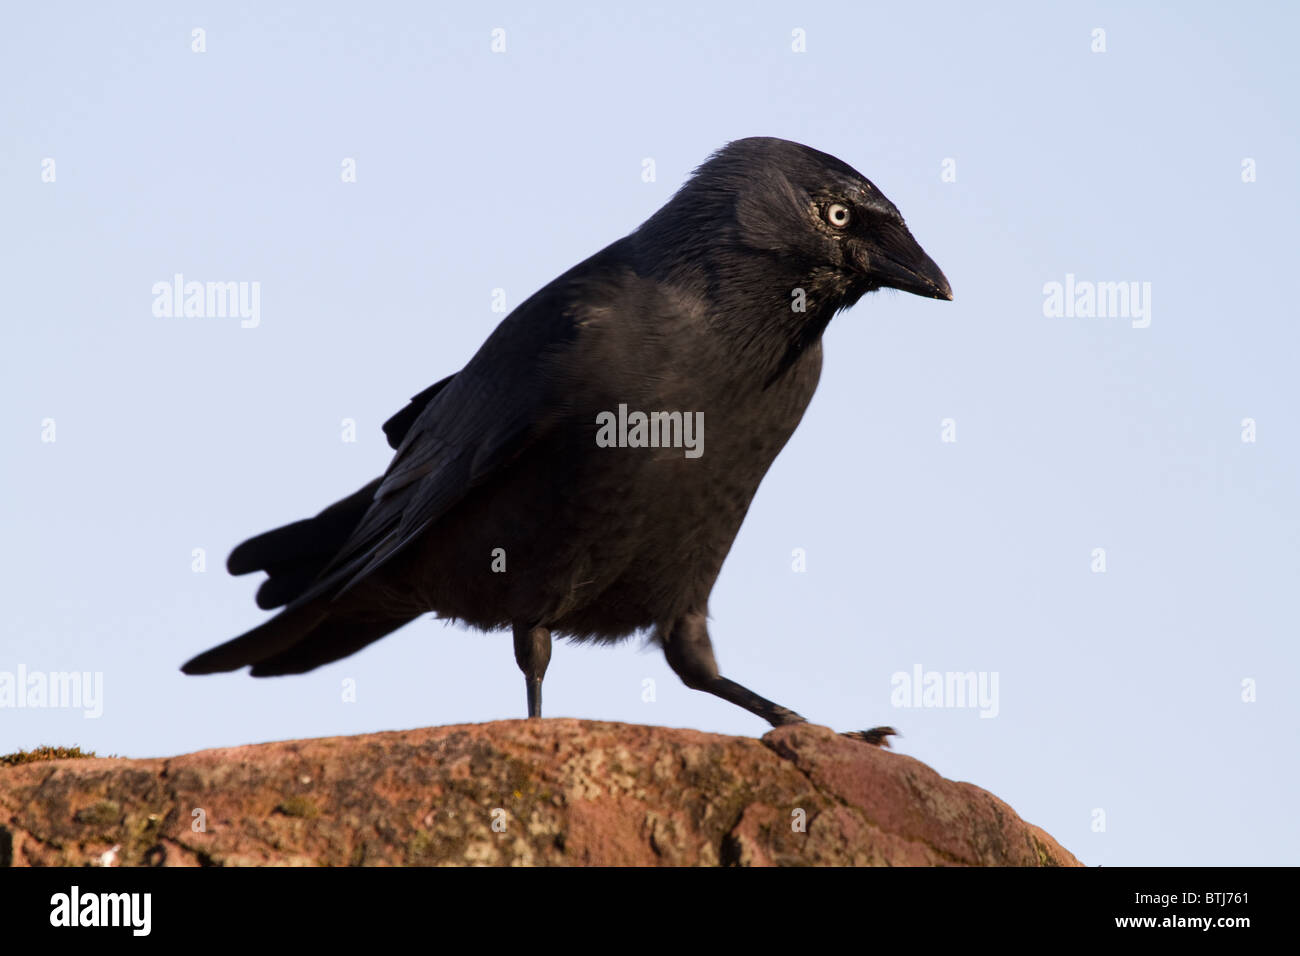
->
[182,137,951,743]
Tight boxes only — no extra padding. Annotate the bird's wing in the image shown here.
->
[285,283,583,607]
[380,373,456,450]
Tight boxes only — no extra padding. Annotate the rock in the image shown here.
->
[0,719,1078,866]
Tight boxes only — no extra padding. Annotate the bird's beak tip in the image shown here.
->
[898,267,953,302]
[862,240,952,303]
[919,262,953,301]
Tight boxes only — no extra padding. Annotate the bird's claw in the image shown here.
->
[841,726,899,748]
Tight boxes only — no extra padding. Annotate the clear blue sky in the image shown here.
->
[3,1,1296,866]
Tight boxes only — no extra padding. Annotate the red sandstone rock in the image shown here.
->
[0,719,1078,867]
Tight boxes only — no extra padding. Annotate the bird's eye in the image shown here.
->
[824,203,852,229]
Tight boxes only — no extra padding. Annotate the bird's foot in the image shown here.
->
[770,710,808,727]
[841,726,899,748]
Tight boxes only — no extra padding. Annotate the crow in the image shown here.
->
[182,137,951,743]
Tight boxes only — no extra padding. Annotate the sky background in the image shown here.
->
[3,1,1297,866]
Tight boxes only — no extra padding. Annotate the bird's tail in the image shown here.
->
[181,599,330,674]
[226,478,382,610]
[181,476,421,676]
[181,596,419,675]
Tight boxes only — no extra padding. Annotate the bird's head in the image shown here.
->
[639,137,952,317]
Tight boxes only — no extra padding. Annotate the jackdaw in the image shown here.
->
[182,137,952,743]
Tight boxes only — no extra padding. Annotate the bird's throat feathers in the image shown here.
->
[628,224,856,387]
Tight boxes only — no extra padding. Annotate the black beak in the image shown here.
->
[857,225,953,301]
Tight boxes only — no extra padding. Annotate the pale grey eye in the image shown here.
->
[825,203,851,228]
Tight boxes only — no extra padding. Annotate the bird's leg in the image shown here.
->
[661,612,897,746]
[660,612,806,727]
[512,623,552,718]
